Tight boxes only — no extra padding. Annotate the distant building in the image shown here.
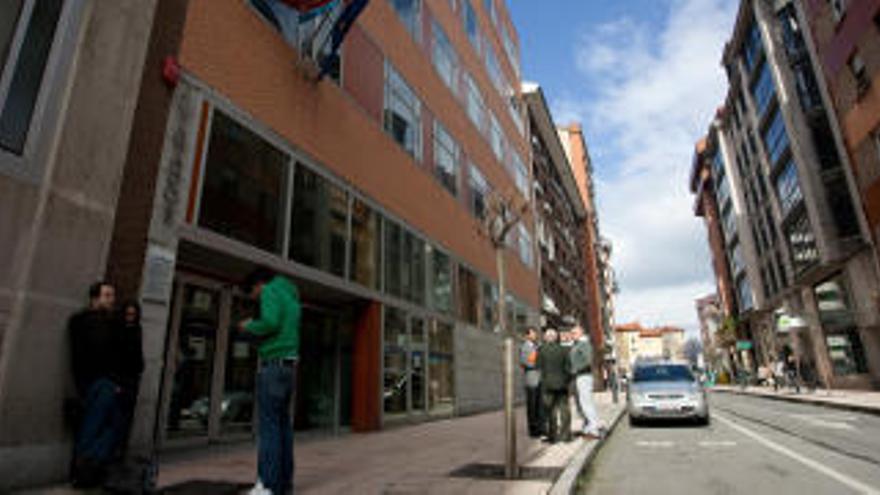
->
[695,294,724,370]
[614,323,686,375]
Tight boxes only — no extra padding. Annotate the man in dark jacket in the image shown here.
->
[68,281,126,487]
[537,329,572,443]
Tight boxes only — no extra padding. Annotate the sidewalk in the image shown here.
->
[153,392,624,494]
[712,384,880,416]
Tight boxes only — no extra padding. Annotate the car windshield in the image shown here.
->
[633,365,694,383]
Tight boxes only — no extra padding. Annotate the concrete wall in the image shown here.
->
[0,1,158,489]
[454,323,524,415]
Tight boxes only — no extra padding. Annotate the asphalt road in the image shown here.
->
[579,391,880,495]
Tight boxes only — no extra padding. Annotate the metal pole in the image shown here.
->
[497,248,518,479]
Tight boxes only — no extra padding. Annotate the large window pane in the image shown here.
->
[385,221,403,298]
[775,158,803,215]
[429,320,455,415]
[480,279,496,331]
[489,113,504,162]
[743,22,763,72]
[0,0,63,154]
[511,152,529,198]
[411,317,426,412]
[763,109,789,165]
[429,247,454,314]
[434,120,459,196]
[389,0,421,40]
[463,73,485,133]
[431,20,459,94]
[349,198,381,289]
[384,64,422,160]
[383,307,409,415]
[222,296,259,434]
[405,231,426,305]
[199,110,288,254]
[0,1,25,72]
[290,164,349,277]
[469,164,489,220]
[751,61,776,118]
[457,266,479,325]
[462,1,480,54]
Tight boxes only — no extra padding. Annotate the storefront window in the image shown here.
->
[429,246,454,315]
[457,266,479,325]
[290,164,349,278]
[349,198,381,289]
[384,307,409,416]
[222,296,258,434]
[384,221,426,305]
[167,285,220,438]
[199,110,288,254]
[411,317,426,412]
[384,220,403,299]
[814,277,868,375]
[429,320,455,415]
[481,279,497,331]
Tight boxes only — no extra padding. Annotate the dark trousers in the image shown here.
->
[72,378,126,484]
[525,385,544,437]
[257,361,296,495]
[542,388,571,442]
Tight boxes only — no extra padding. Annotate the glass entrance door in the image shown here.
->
[166,284,220,438]
[383,307,432,420]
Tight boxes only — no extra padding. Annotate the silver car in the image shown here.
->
[627,363,709,426]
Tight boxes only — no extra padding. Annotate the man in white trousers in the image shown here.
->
[569,326,602,439]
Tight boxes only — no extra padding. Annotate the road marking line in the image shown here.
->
[716,413,880,495]
[698,440,737,447]
[635,440,674,448]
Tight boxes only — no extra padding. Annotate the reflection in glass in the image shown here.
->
[290,164,349,277]
[430,247,453,315]
[385,221,403,299]
[199,110,288,253]
[383,307,408,415]
[411,317,426,412]
[167,286,219,438]
[222,296,258,434]
[429,320,455,415]
[349,198,381,289]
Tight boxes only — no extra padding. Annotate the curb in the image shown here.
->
[711,388,880,417]
[547,403,626,495]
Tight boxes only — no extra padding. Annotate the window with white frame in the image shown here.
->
[384,63,422,161]
[489,113,505,162]
[849,51,869,95]
[463,73,486,133]
[462,0,481,55]
[830,0,847,23]
[0,0,65,156]
[469,163,489,219]
[433,120,459,196]
[510,152,529,198]
[483,0,497,26]
[388,0,422,41]
[431,20,459,95]
[517,223,533,267]
[501,25,520,77]
[484,42,505,97]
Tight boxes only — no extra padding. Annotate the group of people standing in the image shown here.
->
[67,281,144,488]
[66,267,301,495]
[520,326,603,443]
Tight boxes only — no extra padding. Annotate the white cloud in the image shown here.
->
[557,0,737,331]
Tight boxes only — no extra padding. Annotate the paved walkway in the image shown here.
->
[18,392,624,494]
[712,384,880,416]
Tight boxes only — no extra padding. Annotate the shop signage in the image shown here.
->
[736,340,753,351]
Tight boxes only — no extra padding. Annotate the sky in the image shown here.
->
[508,0,739,335]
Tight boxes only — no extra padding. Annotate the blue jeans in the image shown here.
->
[74,378,125,465]
[257,361,296,494]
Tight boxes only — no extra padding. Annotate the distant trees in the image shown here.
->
[683,337,703,367]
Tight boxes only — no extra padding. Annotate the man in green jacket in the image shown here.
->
[537,329,572,443]
[239,267,301,495]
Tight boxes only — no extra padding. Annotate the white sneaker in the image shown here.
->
[247,480,273,495]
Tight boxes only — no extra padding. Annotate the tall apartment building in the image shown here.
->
[523,84,588,331]
[695,293,724,370]
[558,124,609,386]
[799,0,880,265]
[0,1,159,486]
[0,0,541,488]
[597,237,617,352]
[701,0,880,390]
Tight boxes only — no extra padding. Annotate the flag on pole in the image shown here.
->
[318,0,370,79]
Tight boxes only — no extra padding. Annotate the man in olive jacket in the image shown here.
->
[537,329,572,443]
[240,268,301,495]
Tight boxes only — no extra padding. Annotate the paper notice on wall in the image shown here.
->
[142,244,176,303]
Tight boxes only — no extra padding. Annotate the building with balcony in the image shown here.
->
[699,0,880,389]
[0,0,543,488]
[614,323,686,376]
[522,84,588,333]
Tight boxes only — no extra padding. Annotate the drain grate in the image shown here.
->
[159,480,253,494]
[449,463,562,481]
